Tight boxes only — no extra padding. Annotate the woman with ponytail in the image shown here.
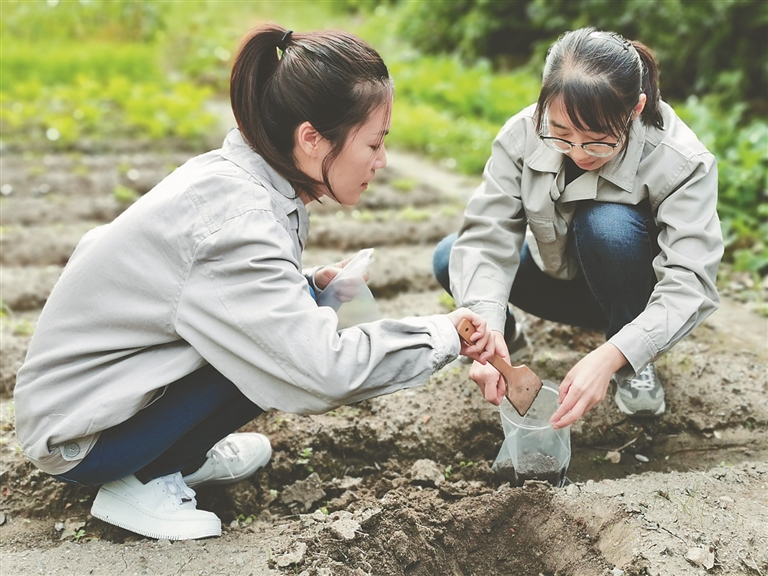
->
[434,28,723,426]
[13,25,492,541]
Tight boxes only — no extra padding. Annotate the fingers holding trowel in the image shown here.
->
[456,319,543,416]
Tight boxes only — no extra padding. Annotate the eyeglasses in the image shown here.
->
[538,115,633,158]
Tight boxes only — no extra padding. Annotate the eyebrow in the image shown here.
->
[549,119,570,131]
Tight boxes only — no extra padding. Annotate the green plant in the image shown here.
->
[12,320,34,337]
[677,96,768,273]
[438,292,456,312]
[72,528,87,542]
[1,1,168,44]
[236,513,256,526]
[397,206,432,222]
[297,447,314,472]
[1,77,218,150]
[113,185,139,205]
[391,178,418,192]
[443,465,453,480]
[388,0,768,106]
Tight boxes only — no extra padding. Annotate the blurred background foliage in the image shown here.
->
[0,0,765,274]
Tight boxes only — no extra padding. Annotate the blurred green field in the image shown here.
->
[1,0,765,272]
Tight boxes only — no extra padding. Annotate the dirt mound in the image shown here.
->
[1,142,766,575]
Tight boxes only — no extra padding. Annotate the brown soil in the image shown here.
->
[1,131,766,575]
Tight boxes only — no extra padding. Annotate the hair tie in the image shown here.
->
[277,30,293,52]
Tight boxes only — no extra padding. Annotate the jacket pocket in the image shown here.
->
[527,216,557,244]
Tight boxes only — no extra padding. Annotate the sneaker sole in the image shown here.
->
[614,392,665,417]
[91,490,221,540]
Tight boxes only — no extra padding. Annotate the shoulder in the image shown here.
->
[644,101,714,165]
[497,103,538,140]
[494,103,539,158]
[180,151,292,235]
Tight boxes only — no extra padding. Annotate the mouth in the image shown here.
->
[574,159,597,170]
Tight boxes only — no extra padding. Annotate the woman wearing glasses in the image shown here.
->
[433,27,723,427]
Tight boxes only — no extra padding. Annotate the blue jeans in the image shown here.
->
[55,364,263,486]
[433,200,660,339]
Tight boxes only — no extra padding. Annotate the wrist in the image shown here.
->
[598,342,628,373]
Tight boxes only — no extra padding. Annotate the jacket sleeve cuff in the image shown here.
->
[302,266,323,298]
[467,302,507,335]
[426,314,461,370]
[608,323,658,377]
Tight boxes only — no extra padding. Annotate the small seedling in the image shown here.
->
[297,447,314,472]
[113,185,139,204]
[236,514,256,526]
[438,292,456,312]
[12,319,35,337]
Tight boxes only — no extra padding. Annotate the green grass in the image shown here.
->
[1,0,764,271]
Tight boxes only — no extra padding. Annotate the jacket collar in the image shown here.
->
[524,119,647,194]
[220,129,310,248]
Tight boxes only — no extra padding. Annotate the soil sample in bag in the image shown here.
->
[513,453,566,487]
[492,460,517,482]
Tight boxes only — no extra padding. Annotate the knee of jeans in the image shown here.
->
[575,202,648,250]
[432,233,457,291]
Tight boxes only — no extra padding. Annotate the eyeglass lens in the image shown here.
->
[542,138,616,157]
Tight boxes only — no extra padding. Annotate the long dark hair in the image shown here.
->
[534,27,663,148]
[230,24,393,201]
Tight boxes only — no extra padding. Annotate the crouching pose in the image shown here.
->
[434,28,723,427]
[14,25,491,541]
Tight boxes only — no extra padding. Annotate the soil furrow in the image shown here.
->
[0,145,765,576]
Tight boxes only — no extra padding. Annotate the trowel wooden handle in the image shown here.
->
[456,318,543,416]
[456,319,515,381]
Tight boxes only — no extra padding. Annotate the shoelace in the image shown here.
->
[208,438,241,480]
[164,473,197,505]
[630,366,657,391]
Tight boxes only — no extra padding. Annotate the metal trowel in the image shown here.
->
[456,318,543,417]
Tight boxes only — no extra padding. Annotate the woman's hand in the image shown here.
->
[468,330,508,405]
[446,308,495,364]
[550,342,628,429]
[314,258,369,301]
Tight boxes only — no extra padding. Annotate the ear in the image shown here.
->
[295,121,324,157]
[632,93,647,120]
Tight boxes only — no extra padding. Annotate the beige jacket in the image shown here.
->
[450,102,722,375]
[14,129,460,475]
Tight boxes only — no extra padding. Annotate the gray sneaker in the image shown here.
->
[613,364,665,416]
[506,324,530,363]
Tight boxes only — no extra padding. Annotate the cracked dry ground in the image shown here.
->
[1,143,766,576]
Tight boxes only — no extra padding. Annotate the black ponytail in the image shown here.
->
[632,41,663,130]
[230,24,393,201]
[534,28,665,149]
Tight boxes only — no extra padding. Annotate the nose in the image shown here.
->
[567,145,591,163]
[373,145,387,170]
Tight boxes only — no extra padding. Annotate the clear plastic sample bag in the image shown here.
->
[492,380,571,487]
[316,248,381,329]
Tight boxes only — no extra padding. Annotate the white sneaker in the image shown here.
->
[183,433,272,488]
[91,473,221,540]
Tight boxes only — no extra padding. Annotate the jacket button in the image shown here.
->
[63,443,80,458]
